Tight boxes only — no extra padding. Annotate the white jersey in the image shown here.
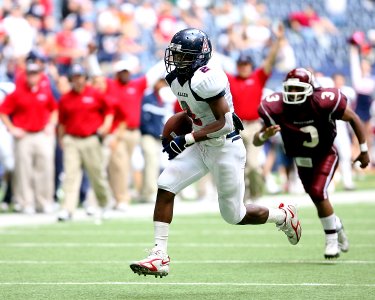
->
[160,65,247,224]
[166,65,234,132]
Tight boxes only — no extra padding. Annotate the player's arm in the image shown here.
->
[191,96,232,143]
[262,23,284,75]
[253,124,281,146]
[341,106,370,168]
[162,97,233,160]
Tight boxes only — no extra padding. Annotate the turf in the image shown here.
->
[0,203,374,300]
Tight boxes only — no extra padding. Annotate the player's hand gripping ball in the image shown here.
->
[161,112,193,160]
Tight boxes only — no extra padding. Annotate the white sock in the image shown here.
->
[335,215,343,231]
[320,214,337,236]
[154,221,169,252]
[266,208,286,225]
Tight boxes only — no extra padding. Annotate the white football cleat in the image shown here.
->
[337,226,349,253]
[277,203,301,245]
[324,234,340,259]
[130,247,170,278]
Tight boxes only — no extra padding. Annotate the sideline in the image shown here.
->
[0,189,374,228]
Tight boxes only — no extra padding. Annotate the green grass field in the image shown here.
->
[0,203,374,300]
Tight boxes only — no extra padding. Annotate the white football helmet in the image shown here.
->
[282,68,314,104]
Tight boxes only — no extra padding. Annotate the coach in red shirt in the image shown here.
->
[57,64,114,222]
[0,61,57,214]
[226,24,284,201]
[87,51,165,210]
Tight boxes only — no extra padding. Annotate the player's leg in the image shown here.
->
[298,147,347,258]
[129,188,174,278]
[130,146,208,277]
[208,138,301,244]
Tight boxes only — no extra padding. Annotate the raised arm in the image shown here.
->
[262,23,285,75]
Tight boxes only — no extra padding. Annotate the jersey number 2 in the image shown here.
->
[180,100,203,126]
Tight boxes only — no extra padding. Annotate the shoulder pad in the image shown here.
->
[313,88,346,109]
[191,66,227,99]
[258,92,283,126]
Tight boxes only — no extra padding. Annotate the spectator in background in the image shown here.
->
[53,14,84,75]
[2,3,35,59]
[57,64,113,222]
[139,78,174,203]
[96,2,123,70]
[87,47,165,211]
[154,1,181,59]
[0,61,57,214]
[288,4,337,48]
[324,0,348,27]
[0,81,15,211]
[226,23,284,201]
[349,42,375,167]
[90,71,127,211]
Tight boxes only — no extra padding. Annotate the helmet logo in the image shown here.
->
[202,38,210,53]
[169,43,182,51]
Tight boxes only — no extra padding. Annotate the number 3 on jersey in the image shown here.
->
[180,100,203,126]
[300,125,319,148]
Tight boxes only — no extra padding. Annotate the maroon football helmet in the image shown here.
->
[282,68,314,104]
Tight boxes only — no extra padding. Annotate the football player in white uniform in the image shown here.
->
[130,28,302,278]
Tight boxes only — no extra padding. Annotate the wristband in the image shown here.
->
[359,143,368,153]
[258,132,267,142]
[185,133,195,145]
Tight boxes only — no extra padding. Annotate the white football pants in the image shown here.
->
[158,136,247,224]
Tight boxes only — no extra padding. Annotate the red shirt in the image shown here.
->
[0,82,57,131]
[106,94,127,133]
[59,86,113,137]
[55,30,77,65]
[15,69,51,90]
[289,12,320,27]
[106,76,147,129]
[227,68,269,121]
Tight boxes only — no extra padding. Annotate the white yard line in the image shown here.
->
[0,282,374,287]
[1,229,375,235]
[1,242,374,248]
[0,259,374,265]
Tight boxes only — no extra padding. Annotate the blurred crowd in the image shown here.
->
[0,0,374,219]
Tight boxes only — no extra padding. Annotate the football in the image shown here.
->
[162,112,193,142]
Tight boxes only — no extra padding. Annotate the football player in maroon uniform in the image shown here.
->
[254,68,370,259]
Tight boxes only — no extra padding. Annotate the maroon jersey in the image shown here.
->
[258,88,347,158]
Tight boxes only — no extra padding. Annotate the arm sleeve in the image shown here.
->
[254,68,270,87]
[257,97,278,127]
[331,91,347,120]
